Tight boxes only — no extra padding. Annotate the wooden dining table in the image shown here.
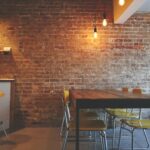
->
[69,89,150,150]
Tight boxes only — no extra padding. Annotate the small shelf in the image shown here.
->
[0,79,15,81]
[0,50,12,55]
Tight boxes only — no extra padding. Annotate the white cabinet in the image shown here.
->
[0,79,15,130]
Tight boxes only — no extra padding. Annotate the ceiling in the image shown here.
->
[138,0,150,12]
[113,0,150,24]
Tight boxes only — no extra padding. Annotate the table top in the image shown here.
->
[72,89,150,150]
[70,89,150,108]
[70,89,150,99]
[70,89,121,100]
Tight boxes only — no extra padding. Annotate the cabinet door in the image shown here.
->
[0,82,11,129]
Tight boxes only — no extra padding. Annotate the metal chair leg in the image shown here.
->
[0,123,7,137]
[104,110,107,124]
[131,129,134,150]
[90,131,92,137]
[60,112,66,136]
[112,117,116,149]
[103,131,108,150]
[100,131,108,150]
[100,132,104,150]
[102,132,105,150]
[118,122,123,150]
[62,130,69,150]
[143,129,150,148]
[94,131,97,142]
[118,124,150,150]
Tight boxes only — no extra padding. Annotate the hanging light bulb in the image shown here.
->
[102,19,107,26]
[102,13,107,27]
[93,26,97,39]
[119,0,125,6]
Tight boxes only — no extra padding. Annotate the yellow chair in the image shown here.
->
[61,102,108,150]
[132,88,142,95]
[122,87,128,93]
[118,119,150,150]
[60,89,100,136]
[118,88,150,150]
[0,91,4,97]
[105,88,141,149]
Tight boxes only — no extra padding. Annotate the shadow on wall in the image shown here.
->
[0,53,17,78]
[0,134,31,149]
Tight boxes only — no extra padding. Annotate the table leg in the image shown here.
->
[76,102,80,150]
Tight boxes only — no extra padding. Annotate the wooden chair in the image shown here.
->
[122,87,128,93]
[118,88,150,150]
[105,88,141,149]
[61,102,108,150]
[60,89,100,136]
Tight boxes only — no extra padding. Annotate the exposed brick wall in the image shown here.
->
[0,0,150,127]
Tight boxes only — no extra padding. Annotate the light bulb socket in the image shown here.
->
[94,27,97,32]
[103,13,106,19]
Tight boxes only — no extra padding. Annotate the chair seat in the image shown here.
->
[106,109,138,119]
[80,111,99,120]
[122,119,150,129]
[71,111,99,120]
[106,108,126,112]
[68,120,107,131]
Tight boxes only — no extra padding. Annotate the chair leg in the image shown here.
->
[131,129,134,150]
[143,129,150,148]
[100,131,108,150]
[103,131,108,150]
[60,112,66,136]
[89,131,92,137]
[0,124,7,137]
[62,130,69,150]
[104,110,107,124]
[112,117,116,149]
[118,122,123,150]
[100,132,104,150]
[94,131,97,142]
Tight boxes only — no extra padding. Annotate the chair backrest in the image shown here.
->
[63,89,69,104]
[61,89,70,109]
[122,87,128,93]
[132,88,142,95]
[62,89,72,125]
[64,102,71,128]
[121,88,142,117]
[132,88,142,119]
[122,88,129,112]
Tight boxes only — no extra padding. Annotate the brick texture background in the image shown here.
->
[0,0,150,127]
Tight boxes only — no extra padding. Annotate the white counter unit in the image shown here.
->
[0,79,15,130]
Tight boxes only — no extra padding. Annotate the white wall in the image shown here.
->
[0,82,10,129]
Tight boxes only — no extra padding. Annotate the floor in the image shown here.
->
[0,128,61,150]
[0,127,150,150]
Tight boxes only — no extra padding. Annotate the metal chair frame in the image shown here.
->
[105,88,143,149]
[60,89,100,137]
[118,120,150,150]
[61,103,108,150]
[105,108,141,149]
[0,121,7,136]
